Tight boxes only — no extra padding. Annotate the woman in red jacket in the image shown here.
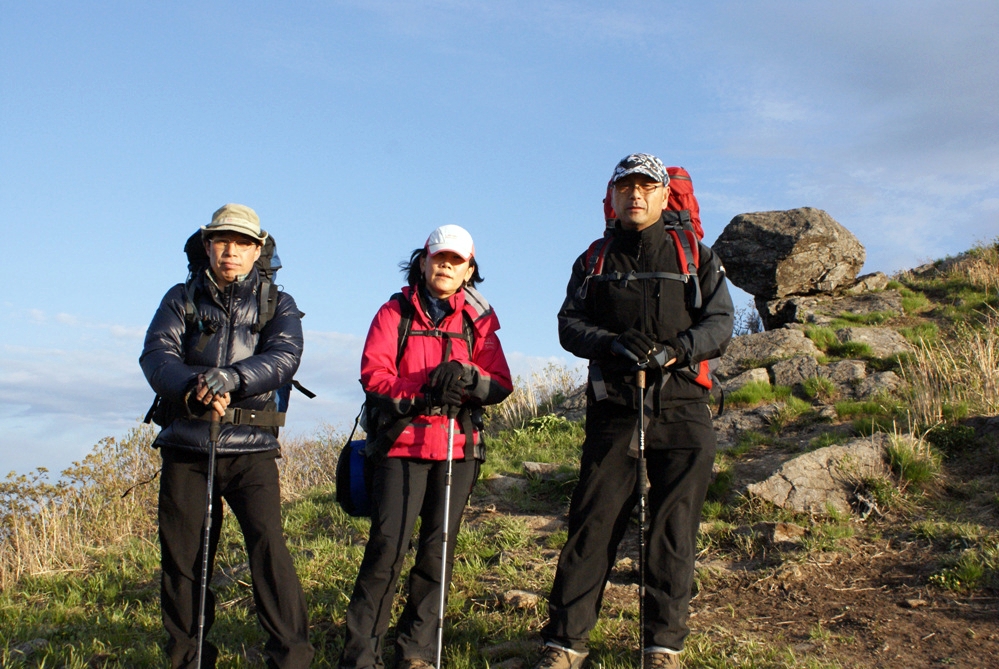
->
[340,225,513,669]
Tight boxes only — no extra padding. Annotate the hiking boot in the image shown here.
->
[646,651,682,668]
[532,645,587,669]
[397,659,434,669]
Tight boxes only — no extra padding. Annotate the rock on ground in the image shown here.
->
[746,432,891,515]
[717,328,821,379]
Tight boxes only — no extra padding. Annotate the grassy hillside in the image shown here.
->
[2,240,998,668]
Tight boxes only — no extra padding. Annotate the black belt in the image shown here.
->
[196,407,286,427]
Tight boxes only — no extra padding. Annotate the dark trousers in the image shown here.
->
[542,401,716,652]
[340,456,480,669]
[158,448,314,669]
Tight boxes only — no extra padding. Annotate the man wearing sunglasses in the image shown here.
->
[536,154,734,669]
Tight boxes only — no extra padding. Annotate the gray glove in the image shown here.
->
[203,367,240,396]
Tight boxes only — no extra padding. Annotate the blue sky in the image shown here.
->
[2,1,997,476]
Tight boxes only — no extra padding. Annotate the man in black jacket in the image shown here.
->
[535,155,734,669]
[140,204,314,668]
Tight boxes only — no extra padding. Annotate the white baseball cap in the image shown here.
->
[425,225,475,260]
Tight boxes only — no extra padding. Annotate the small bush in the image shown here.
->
[887,433,941,489]
[929,550,986,593]
[861,475,908,512]
[707,467,734,502]
[805,327,839,352]
[925,424,977,453]
[768,396,813,432]
[802,376,837,402]
[832,340,875,359]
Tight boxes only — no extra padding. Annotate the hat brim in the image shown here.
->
[612,167,669,185]
[427,243,473,261]
[201,224,268,243]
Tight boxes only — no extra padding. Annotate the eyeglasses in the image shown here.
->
[210,237,257,250]
[614,181,663,195]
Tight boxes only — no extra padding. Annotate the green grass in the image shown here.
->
[726,381,791,407]
[804,326,876,359]
[897,321,939,344]
[899,287,930,315]
[805,327,839,352]
[807,431,850,451]
[887,435,942,489]
[801,376,837,402]
[832,310,898,326]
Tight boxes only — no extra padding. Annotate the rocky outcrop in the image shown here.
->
[716,329,821,379]
[759,290,904,330]
[715,207,866,300]
[835,327,911,358]
[746,433,892,515]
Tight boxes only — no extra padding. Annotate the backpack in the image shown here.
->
[335,291,480,517]
[143,230,314,428]
[335,409,372,517]
[588,166,719,397]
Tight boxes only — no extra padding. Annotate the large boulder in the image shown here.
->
[715,207,866,300]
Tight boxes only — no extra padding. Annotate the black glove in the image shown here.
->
[426,361,466,409]
[428,360,465,391]
[646,342,678,370]
[203,367,240,396]
[611,329,658,364]
[611,330,677,370]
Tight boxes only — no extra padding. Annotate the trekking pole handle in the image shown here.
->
[636,369,646,391]
[209,412,221,443]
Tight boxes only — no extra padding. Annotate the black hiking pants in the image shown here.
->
[542,400,716,653]
[339,455,479,669]
[158,448,314,669]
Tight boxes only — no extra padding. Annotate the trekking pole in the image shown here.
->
[196,412,220,669]
[435,410,457,669]
[636,369,648,669]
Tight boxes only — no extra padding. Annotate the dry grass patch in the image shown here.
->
[0,425,160,592]
[900,307,999,427]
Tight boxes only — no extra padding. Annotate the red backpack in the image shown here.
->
[586,166,713,391]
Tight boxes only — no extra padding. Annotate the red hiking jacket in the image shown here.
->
[361,285,513,460]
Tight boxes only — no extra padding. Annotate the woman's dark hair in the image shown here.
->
[399,248,484,289]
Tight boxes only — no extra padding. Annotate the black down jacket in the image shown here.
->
[558,212,734,409]
[140,267,303,455]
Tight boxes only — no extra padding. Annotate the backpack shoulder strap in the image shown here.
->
[253,279,279,333]
[665,212,703,309]
[183,274,217,354]
[390,292,415,368]
[577,236,613,299]
[252,236,281,333]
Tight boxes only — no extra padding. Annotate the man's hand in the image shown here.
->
[194,379,231,419]
[611,329,657,363]
[611,329,677,369]
[203,367,240,396]
[647,342,678,370]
